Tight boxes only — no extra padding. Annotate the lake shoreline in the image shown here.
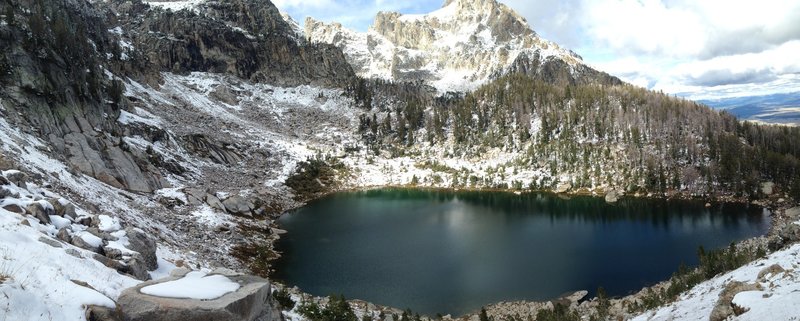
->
[265,184,795,320]
[302,182,786,210]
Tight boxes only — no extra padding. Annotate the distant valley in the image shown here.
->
[699,92,800,126]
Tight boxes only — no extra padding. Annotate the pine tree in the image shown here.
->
[4,6,14,26]
[478,308,490,321]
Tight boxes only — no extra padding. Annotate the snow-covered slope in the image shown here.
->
[632,241,800,321]
[0,169,180,320]
[304,0,584,92]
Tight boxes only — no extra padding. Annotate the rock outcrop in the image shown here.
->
[126,227,159,271]
[605,189,624,203]
[112,0,355,88]
[117,269,279,321]
[0,0,357,195]
[0,0,168,193]
[709,281,761,321]
[768,207,800,250]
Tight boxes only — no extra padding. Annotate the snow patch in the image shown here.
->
[118,107,162,127]
[148,256,178,280]
[190,205,230,227]
[155,187,189,204]
[140,271,239,300]
[98,214,122,232]
[145,0,205,12]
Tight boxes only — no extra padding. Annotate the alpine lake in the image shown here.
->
[273,189,770,316]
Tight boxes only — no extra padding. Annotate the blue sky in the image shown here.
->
[275,0,800,100]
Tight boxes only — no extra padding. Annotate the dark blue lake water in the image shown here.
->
[273,189,770,316]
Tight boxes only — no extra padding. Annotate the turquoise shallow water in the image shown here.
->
[273,189,770,316]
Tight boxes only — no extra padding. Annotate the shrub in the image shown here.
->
[108,79,125,104]
[698,243,762,279]
[286,157,343,200]
[4,6,14,26]
[298,295,357,321]
[593,287,610,320]
[535,304,579,321]
[273,288,295,310]
[479,308,490,321]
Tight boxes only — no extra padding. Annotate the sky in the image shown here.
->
[274,0,800,100]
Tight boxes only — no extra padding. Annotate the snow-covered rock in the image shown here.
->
[305,0,591,93]
[118,269,277,321]
[140,271,240,300]
[0,204,138,321]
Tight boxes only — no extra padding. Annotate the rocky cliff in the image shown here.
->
[0,0,356,194]
[304,0,620,92]
[114,0,355,87]
[0,0,167,193]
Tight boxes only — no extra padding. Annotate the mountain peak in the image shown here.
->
[305,0,590,92]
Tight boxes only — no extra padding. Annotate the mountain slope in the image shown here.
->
[304,0,619,93]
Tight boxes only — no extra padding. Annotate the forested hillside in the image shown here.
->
[354,74,800,199]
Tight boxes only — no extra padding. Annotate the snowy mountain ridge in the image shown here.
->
[303,0,585,92]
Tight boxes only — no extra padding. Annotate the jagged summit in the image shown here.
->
[304,0,610,92]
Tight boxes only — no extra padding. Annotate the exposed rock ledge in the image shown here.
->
[116,268,280,321]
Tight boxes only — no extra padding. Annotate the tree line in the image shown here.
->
[351,73,800,199]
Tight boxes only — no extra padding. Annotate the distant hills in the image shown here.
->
[699,92,800,126]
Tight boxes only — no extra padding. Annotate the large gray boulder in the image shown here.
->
[555,182,572,194]
[206,193,227,212]
[117,269,279,321]
[605,189,622,203]
[125,228,158,271]
[4,170,27,185]
[0,186,13,199]
[26,202,53,224]
[222,196,254,216]
[48,198,78,219]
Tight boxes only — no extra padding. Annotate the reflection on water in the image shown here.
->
[273,189,770,317]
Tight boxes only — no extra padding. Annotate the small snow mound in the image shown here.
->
[98,214,123,232]
[155,187,189,204]
[49,215,71,229]
[148,256,178,280]
[140,271,240,300]
[191,205,230,227]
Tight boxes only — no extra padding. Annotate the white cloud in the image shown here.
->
[502,0,800,98]
[505,0,800,58]
[656,41,800,98]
